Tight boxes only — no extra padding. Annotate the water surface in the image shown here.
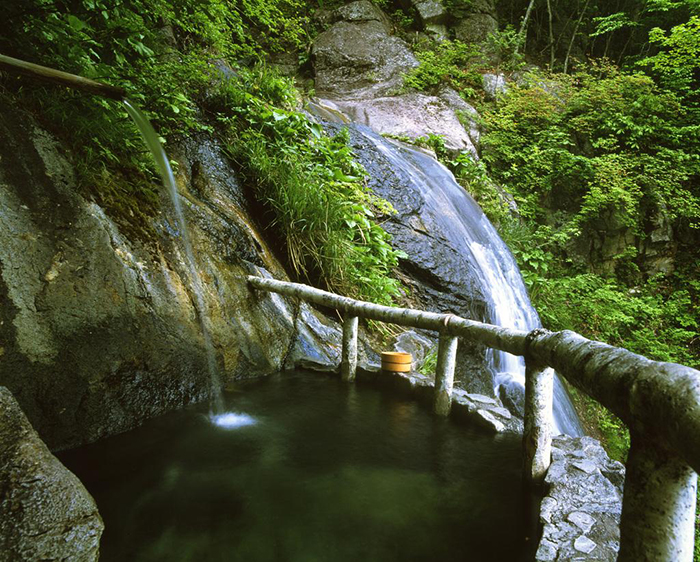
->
[60,371,529,562]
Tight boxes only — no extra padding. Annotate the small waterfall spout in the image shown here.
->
[123,100,223,414]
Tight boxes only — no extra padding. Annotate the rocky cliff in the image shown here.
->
[0,99,346,451]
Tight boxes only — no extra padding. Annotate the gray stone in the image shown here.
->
[572,459,599,474]
[412,0,447,25]
[454,13,498,45]
[483,73,508,99]
[0,387,103,561]
[536,435,625,561]
[535,538,558,561]
[568,511,596,533]
[438,87,481,149]
[451,389,522,433]
[0,95,331,450]
[285,302,343,372]
[312,12,419,99]
[574,535,598,554]
[332,92,479,156]
[392,329,434,369]
[336,0,392,28]
[426,23,449,41]
[498,378,525,418]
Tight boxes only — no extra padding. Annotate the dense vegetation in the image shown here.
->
[0,0,403,303]
[2,0,699,553]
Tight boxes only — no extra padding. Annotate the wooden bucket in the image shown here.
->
[381,351,413,373]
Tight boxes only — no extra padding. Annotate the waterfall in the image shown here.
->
[123,101,224,414]
[313,110,582,435]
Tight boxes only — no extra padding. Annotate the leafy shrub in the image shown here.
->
[403,39,484,99]
[206,68,405,304]
[1,0,313,237]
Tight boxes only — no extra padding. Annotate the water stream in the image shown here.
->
[309,105,582,436]
[123,101,223,414]
[356,131,583,436]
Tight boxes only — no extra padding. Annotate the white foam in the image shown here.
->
[210,412,256,429]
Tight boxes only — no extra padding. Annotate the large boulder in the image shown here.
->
[454,13,499,44]
[0,387,103,561]
[0,97,339,450]
[412,0,447,25]
[330,88,480,157]
[312,1,419,99]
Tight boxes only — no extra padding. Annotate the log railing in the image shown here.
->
[248,275,700,561]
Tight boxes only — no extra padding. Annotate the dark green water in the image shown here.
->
[59,371,529,562]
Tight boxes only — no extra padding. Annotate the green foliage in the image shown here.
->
[1,0,313,237]
[530,272,699,367]
[448,152,514,228]
[420,347,438,376]
[590,12,640,38]
[482,63,700,237]
[640,15,700,98]
[2,0,404,304]
[569,386,631,462]
[403,39,484,99]
[484,25,526,71]
[206,67,404,304]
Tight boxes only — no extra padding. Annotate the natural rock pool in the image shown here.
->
[59,371,529,561]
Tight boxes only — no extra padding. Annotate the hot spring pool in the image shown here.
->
[59,371,530,561]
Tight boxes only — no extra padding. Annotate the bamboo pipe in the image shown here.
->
[0,54,126,100]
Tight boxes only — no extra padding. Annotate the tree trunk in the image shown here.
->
[515,0,537,55]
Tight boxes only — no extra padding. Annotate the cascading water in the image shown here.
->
[313,109,582,436]
[123,100,224,415]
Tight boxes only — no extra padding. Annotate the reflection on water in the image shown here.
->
[59,371,529,562]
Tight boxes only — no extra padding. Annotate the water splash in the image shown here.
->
[210,412,257,429]
[123,100,223,414]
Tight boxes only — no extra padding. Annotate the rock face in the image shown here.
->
[312,1,419,99]
[331,88,480,156]
[536,436,625,561]
[312,2,481,157]
[323,121,512,396]
[0,387,103,561]
[454,13,499,44]
[0,98,338,451]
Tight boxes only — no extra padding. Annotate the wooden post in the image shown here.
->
[0,54,126,100]
[434,333,458,416]
[618,437,698,561]
[523,361,553,486]
[341,315,359,382]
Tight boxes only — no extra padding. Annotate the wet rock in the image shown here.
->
[285,302,343,372]
[391,329,434,370]
[536,435,625,561]
[312,1,418,99]
[331,89,479,156]
[336,0,392,28]
[323,121,512,397]
[0,96,324,450]
[0,387,103,561]
[452,388,523,433]
[498,378,525,418]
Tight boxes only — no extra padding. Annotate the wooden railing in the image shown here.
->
[248,275,700,561]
